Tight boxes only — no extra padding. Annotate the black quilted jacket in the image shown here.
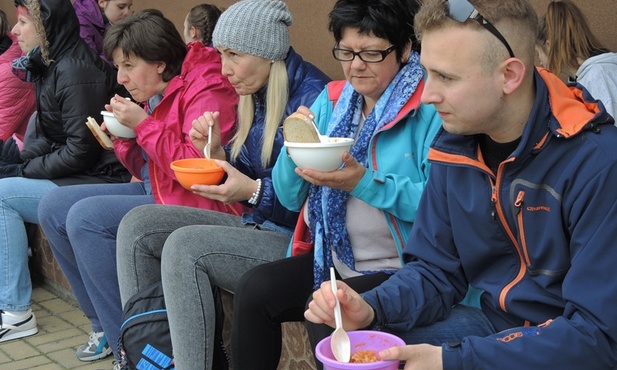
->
[16,0,129,185]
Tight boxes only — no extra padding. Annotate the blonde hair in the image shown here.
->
[22,0,51,65]
[538,0,607,78]
[414,0,538,69]
[229,60,288,168]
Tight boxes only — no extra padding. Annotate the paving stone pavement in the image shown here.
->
[0,284,115,370]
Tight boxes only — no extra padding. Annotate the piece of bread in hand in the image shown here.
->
[282,112,321,143]
[85,116,114,150]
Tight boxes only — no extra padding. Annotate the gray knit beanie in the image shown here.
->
[212,0,292,60]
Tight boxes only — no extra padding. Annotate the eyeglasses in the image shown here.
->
[447,0,515,58]
[332,45,396,63]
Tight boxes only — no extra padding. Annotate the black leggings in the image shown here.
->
[231,251,390,370]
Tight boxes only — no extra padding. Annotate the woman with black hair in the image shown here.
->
[231,0,441,368]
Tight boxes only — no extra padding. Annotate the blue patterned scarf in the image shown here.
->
[308,51,424,287]
[12,46,39,82]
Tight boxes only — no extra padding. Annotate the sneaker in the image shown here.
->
[112,360,123,370]
[0,309,38,342]
[76,331,113,361]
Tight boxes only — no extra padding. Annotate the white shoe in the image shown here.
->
[0,309,38,342]
[76,331,113,361]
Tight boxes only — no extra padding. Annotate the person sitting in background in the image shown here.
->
[183,3,221,45]
[116,1,330,369]
[73,0,133,62]
[231,0,442,368]
[0,0,129,344]
[536,0,617,119]
[0,8,10,53]
[306,0,617,369]
[37,9,239,366]
[0,8,35,146]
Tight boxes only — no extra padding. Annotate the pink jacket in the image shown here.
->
[0,36,36,143]
[114,42,244,214]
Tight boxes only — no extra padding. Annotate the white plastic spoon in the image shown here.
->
[330,267,351,362]
[309,117,328,143]
[204,125,212,160]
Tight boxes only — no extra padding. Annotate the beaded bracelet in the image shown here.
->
[248,178,263,206]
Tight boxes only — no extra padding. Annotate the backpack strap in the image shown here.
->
[327,80,346,108]
[290,80,347,257]
[291,203,312,256]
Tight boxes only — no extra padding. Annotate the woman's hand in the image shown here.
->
[294,152,365,192]
[106,94,148,130]
[190,160,257,204]
[190,111,226,160]
[295,105,314,119]
[304,279,375,331]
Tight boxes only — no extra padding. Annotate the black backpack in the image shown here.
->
[117,282,228,370]
[118,282,174,370]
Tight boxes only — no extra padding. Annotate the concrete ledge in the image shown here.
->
[27,224,315,368]
[220,290,317,370]
[27,223,77,307]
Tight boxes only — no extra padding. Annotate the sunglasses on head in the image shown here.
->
[447,0,515,58]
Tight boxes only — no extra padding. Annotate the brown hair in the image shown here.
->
[187,3,222,46]
[538,0,608,77]
[103,10,187,82]
[0,9,8,36]
[414,0,538,69]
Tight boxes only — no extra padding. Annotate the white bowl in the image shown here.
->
[101,111,136,138]
[285,137,354,172]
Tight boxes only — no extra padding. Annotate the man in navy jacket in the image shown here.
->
[305,0,617,369]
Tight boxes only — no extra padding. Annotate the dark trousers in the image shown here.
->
[231,251,390,370]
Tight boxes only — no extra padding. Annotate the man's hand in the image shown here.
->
[304,279,374,331]
[380,343,443,370]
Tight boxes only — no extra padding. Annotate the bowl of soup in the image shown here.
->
[284,137,354,172]
[170,158,225,189]
[315,330,405,370]
[100,111,136,138]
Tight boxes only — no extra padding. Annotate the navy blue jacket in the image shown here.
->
[225,47,330,231]
[364,69,617,369]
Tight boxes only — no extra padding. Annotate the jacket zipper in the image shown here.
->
[514,190,531,265]
[492,162,528,313]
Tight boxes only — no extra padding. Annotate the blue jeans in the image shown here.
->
[0,177,57,310]
[38,182,153,358]
[392,304,496,344]
[116,204,292,370]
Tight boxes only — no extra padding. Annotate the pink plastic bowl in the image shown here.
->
[315,330,405,370]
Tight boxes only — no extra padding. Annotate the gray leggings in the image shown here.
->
[116,204,291,370]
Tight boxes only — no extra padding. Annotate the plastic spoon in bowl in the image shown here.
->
[330,267,351,363]
[308,117,328,143]
[204,125,212,160]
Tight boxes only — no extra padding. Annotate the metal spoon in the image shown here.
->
[204,125,212,160]
[329,267,351,363]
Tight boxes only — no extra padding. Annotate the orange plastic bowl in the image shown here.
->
[170,158,225,189]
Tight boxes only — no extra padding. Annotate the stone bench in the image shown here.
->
[27,223,75,303]
[28,224,317,369]
[220,290,317,370]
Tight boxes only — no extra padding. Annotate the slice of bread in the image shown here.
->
[85,117,114,150]
[283,113,321,143]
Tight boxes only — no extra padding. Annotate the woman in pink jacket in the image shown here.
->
[38,10,240,365]
[0,9,35,146]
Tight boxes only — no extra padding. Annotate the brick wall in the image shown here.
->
[1,0,616,80]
